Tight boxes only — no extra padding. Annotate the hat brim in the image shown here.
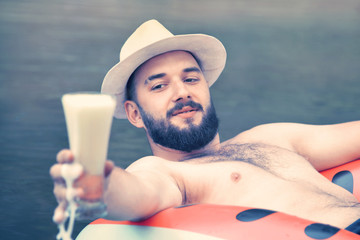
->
[101,34,226,119]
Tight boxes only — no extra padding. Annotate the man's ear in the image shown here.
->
[124,100,144,128]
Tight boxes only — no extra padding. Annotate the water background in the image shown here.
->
[0,0,359,239]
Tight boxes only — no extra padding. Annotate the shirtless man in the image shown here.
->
[50,20,360,233]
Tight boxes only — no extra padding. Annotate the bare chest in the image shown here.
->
[169,144,360,228]
[182,143,317,179]
[176,143,346,204]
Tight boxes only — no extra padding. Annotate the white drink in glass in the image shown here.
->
[61,92,116,220]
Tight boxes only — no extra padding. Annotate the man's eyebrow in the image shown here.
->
[183,67,201,73]
[144,67,201,84]
[145,73,166,84]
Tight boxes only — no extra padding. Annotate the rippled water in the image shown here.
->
[1,0,359,239]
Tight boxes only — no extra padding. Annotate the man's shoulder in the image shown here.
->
[222,124,270,144]
[125,156,170,172]
[224,122,302,150]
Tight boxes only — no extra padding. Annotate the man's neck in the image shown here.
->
[148,134,221,161]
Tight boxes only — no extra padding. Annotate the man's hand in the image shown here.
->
[49,149,114,223]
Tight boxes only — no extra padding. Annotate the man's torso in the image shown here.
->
[128,142,360,228]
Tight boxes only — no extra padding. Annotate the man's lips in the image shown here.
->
[166,101,204,119]
[171,106,198,116]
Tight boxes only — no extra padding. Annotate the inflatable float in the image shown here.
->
[77,159,360,240]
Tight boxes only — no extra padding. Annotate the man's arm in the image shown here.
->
[105,156,183,221]
[235,121,360,171]
[51,152,182,223]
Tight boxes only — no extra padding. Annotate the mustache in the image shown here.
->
[166,101,204,118]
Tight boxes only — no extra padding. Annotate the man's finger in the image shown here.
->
[53,202,67,224]
[50,164,65,183]
[53,183,68,203]
[56,149,74,163]
[104,160,115,177]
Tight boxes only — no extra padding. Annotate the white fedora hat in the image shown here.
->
[101,19,227,119]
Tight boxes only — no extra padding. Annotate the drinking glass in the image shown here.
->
[61,92,116,220]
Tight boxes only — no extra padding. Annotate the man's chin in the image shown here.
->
[140,100,219,152]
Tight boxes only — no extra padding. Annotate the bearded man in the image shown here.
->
[51,20,360,235]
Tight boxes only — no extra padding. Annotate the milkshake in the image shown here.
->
[61,92,116,219]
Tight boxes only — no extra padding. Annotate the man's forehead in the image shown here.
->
[134,51,201,81]
[145,50,199,67]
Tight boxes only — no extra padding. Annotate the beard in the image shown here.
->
[138,100,219,153]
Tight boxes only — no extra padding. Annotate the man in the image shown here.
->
[51,19,360,233]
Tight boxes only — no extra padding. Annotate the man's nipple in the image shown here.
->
[230,172,241,183]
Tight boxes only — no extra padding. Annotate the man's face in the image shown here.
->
[130,51,219,152]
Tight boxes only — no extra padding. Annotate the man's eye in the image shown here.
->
[184,78,199,83]
[151,84,165,91]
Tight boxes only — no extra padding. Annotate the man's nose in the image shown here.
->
[172,80,191,102]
